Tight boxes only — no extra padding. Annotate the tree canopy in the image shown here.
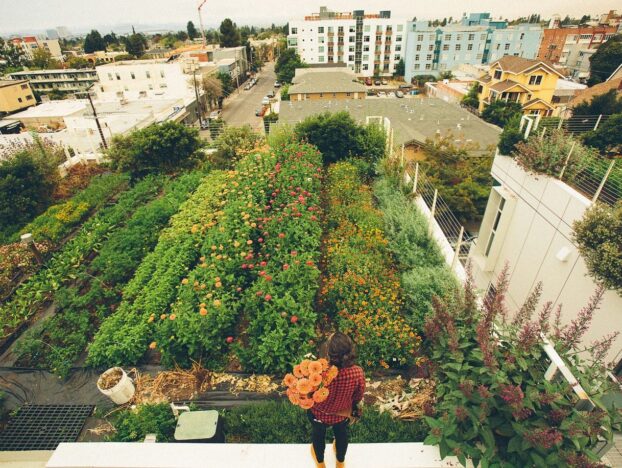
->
[187,21,199,40]
[83,30,106,53]
[106,121,203,177]
[461,82,480,109]
[588,35,622,86]
[219,19,241,47]
[481,100,523,127]
[275,48,305,84]
[573,89,622,116]
[122,34,147,58]
[31,48,61,69]
[583,113,622,153]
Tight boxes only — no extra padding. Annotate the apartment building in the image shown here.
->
[287,7,407,77]
[9,36,63,61]
[0,80,36,114]
[477,56,564,117]
[537,26,618,64]
[8,69,98,95]
[404,15,542,81]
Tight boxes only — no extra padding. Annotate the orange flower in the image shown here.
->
[296,378,313,395]
[283,373,298,388]
[317,358,329,371]
[298,396,314,410]
[308,361,323,375]
[299,359,311,377]
[149,341,157,349]
[169,314,176,320]
[287,388,300,405]
[199,307,208,316]
[313,387,329,403]
[293,364,304,378]
[308,372,322,387]
[323,366,338,385]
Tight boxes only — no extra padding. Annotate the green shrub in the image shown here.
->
[109,404,177,442]
[498,115,523,155]
[481,100,522,127]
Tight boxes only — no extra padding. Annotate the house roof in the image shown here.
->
[288,71,366,95]
[522,98,555,109]
[0,79,28,89]
[476,74,492,84]
[491,55,565,78]
[489,79,530,93]
[568,77,622,108]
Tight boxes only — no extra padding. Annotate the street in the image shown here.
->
[221,61,278,129]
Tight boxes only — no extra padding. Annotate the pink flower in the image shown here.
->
[264,294,272,301]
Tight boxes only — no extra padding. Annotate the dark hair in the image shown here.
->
[326,332,356,369]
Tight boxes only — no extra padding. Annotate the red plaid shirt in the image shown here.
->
[311,365,365,424]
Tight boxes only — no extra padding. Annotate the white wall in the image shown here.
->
[470,154,622,363]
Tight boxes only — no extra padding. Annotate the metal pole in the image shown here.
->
[594,114,602,130]
[429,189,438,235]
[558,141,575,179]
[451,226,464,270]
[198,0,207,47]
[86,85,107,150]
[539,126,547,141]
[412,162,419,194]
[592,159,616,204]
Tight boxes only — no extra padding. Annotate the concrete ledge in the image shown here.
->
[46,442,461,468]
[0,450,53,468]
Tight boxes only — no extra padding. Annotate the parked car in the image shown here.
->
[395,90,404,98]
[200,120,210,130]
[267,90,275,98]
[244,82,253,90]
[387,92,396,98]
[209,110,221,120]
[262,97,270,106]
[376,91,387,97]
[255,108,262,116]
[274,81,281,88]
[374,79,381,86]
[399,84,412,89]
[365,77,372,86]
[381,79,388,85]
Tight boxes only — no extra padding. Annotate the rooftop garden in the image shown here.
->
[0,117,620,466]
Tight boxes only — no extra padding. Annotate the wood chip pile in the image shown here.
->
[364,376,435,420]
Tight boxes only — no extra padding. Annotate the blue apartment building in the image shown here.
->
[404,13,543,81]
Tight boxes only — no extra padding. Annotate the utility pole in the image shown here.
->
[198,0,207,47]
[192,66,203,125]
[86,84,107,150]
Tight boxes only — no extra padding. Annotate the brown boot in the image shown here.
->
[310,444,326,468]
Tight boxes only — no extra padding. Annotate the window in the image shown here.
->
[429,44,434,51]
[364,36,370,42]
[26,94,33,100]
[481,33,487,40]
[130,72,135,79]
[417,34,424,41]
[17,97,23,102]
[444,34,451,41]
[363,63,369,70]
[318,27,324,33]
[160,70,165,78]
[159,83,167,88]
[457,34,462,40]
[415,54,420,60]
[376,35,382,42]
[416,44,421,51]
[363,45,369,52]
[429,34,435,41]
[338,26,344,33]
[494,69,502,79]
[328,27,334,33]
[318,46,324,52]
[376,25,382,32]
[395,45,401,51]
[529,75,543,85]
[443,44,449,51]
[318,56,325,62]
[484,197,505,256]
[467,43,473,51]
[414,63,420,70]
[146,71,151,78]
[319,36,325,43]
[363,54,369,61]
[396,35,402,42]
[426,54,432,61]
[115,73,120,80]
[394,54,400,60]
[468,33,475,40]
[348,55,354,61]
[504,43,510,50]
[425,63,431,70]
[455,44,461,51]
[520,33,525,40]
[148,84,153,90]
[349,26,356,33]
[291,27,298,34]
[364,25,370,32]
[580,34,592,40]
[483,283,497,310]
[397,24,403,32]
[124,85,129,91]
[477,53,483,60]
[20,83,28,89]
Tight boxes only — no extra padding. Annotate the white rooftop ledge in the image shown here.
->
[46,442,463,468]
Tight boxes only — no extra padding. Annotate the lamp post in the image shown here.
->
[21,233,43,265]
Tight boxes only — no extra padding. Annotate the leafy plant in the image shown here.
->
[481,100,522,127]
[461,83,480,109]
[108,404,177,442]
[573,200,622,294]
[498,115,524,155]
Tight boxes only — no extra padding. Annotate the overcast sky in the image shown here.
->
[1,0,619,35]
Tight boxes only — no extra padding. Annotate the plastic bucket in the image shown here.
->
[97,367,135,405]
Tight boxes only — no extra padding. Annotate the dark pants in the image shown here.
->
[307,411,349,463]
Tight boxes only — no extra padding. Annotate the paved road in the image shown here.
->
[221,62,278,129]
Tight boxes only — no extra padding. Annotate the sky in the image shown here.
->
[0,0,619,36]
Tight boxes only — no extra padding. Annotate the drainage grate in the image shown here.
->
[0,404,94,451]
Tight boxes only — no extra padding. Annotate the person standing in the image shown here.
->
[308,332,366,468]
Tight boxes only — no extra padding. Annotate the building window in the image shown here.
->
[318,56,325,62]
[375,35,382,42]
[417,34,424,41]
[529,75,543,85]
[396,45,401,51]
[481,33,487,40]
[18,97,23,102]
[328,26,334,33]
[443,44,449,51]
[291,27,298,34]
[160,70,165,78]
[318,36,325,43]
[26,94,33,100]
[318,27,324,33]
[364,36,370,42]
[494,69,502,79]
[394,54,400,60]
[455,44,461,51]
[146,71,151,78]
[148,84,153,90]
[415,54,420,61]
[484,197,505,256]
[483,283,497,310]
[363,45,369,52]
[159,83,167,88]
[397,25,403,32]
[348,55,355,61]
[520,33,525,40]
[338,26,344,34]
[580,34,592,40]
[504,43,510,50]
[468,33,475,41]
[426,54,432,61]
[425,63,431,70]
[115,73,120,80]
[346,92,351,96]
[349,36,355,42]
[124,85,129,91]
[349,26,356,33]
[20,83,28,89]
[364,25,370,32]
[318,46,324,52]
[429,44,434,51]
[363,54,369,61]
[363,63,369,70]
[444,34,451,41]
[414,63,420,70]
[467,43,473,51]
[130,72,135,79]
[457,34,462,41]
[396,35,402,42]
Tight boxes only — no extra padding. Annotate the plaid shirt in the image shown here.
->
[311,365,365,425]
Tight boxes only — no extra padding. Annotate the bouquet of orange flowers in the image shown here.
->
[283,357,339,410]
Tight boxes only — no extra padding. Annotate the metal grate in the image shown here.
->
[0,404,93,451]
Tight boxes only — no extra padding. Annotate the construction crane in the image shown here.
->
[198,0,207,47]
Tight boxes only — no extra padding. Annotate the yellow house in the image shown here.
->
[476,56,564,117]
[0,80,36,114]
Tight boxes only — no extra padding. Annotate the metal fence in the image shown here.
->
[538,114,610,136]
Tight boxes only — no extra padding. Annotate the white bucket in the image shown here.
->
[97,367,135,405]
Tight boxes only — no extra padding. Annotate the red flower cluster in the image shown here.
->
[524,428,563,450]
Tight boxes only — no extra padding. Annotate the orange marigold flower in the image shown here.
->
[299,359,311,377]
[160,314,167,320]
[308,361,323,375]
[293,365,304,378]
[283,373,298,388]
[181,278,189,285]
[199,308,208,316]
[169,314,176,320]
[149,341,157,349]
[308,372,322,387]
[296,378,313,395]
[298,395,314,409]
[287,388,300,405]
[313,387,330,403]
[317,358,329,371]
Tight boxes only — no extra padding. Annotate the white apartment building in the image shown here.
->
[469,153,622,364]
[287,7,407,77]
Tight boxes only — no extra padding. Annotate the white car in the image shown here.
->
[381,79,388,85]
[274,81,282,88]
[261,97,270,106]
[377,91,387,98]
[388,92,396,98]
